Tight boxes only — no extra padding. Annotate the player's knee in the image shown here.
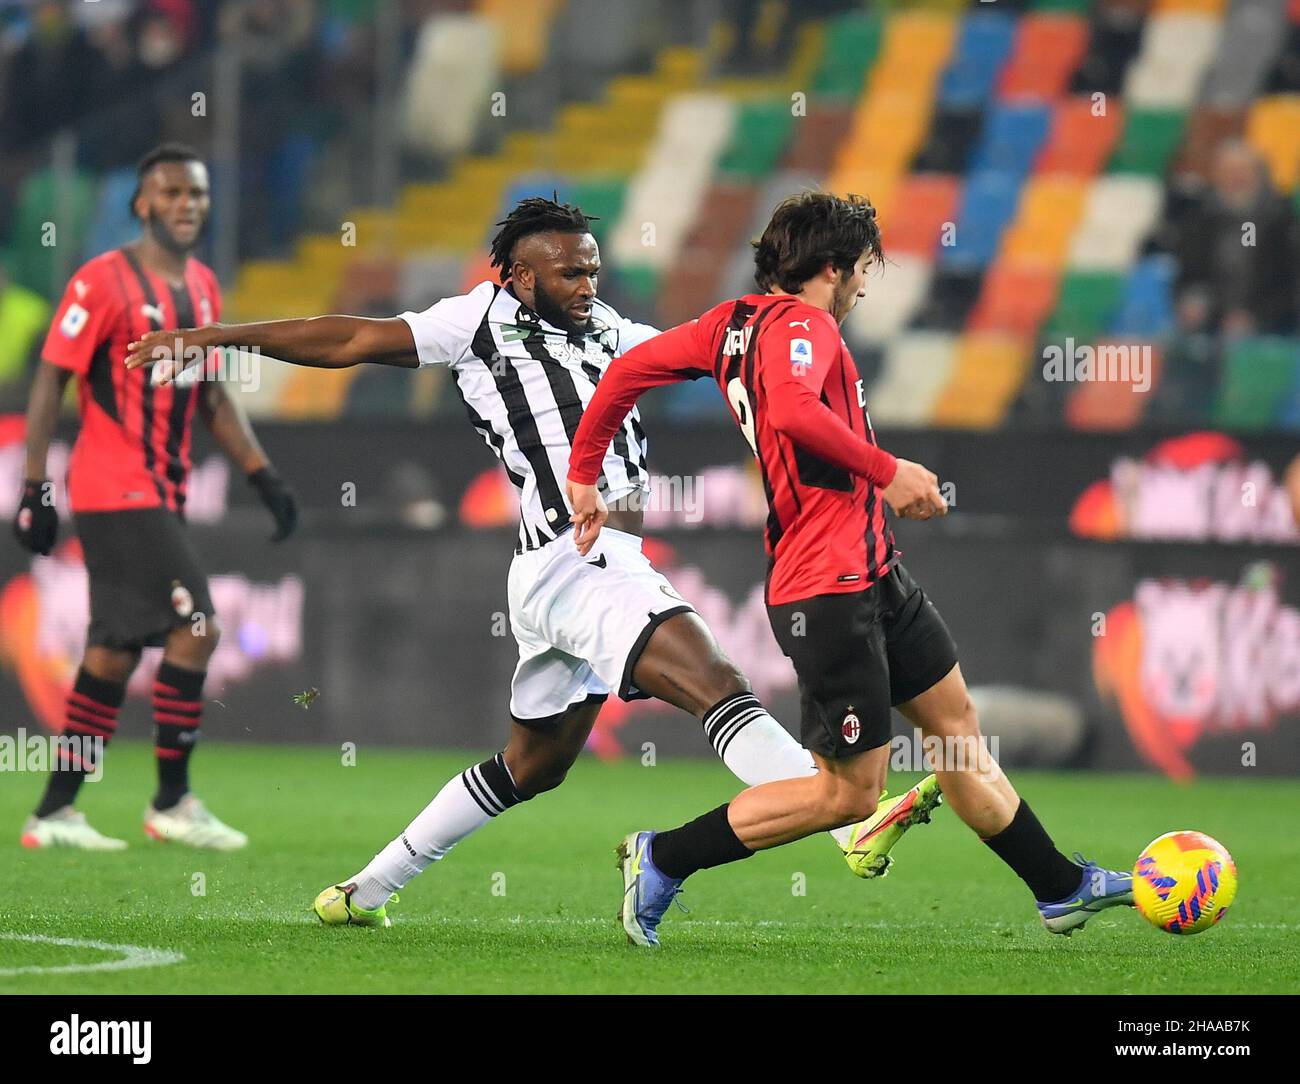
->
[951,696,980,738]
[696,657,750,711]
[821,777,880,828]
[509,756,571,799]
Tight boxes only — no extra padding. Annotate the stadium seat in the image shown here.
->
[1107,108,1187,175]
[718,99,796,180]
[970,103,1053,178]
[1110,255,1177,338]
[1200,0,1287,108]
[1124,13,1224,109]
[882,173,961,259]
[937,170,1023,271]
[658,182,757,326]
[1246,95,1300,193]
[967,260,1062,337]
[399,254,469,312]
[783,104,856,174]
[1064,342,1163,429]
[1070,5,1145,96]
[998,14,1090,100]
[6,167,98,297]
[910,265,984,331]
[609,93,736,272]
[1172,106,1247,182]
[867,331,959,427]
[937,11,1017,109]
[999,175,1089,266]
[913,105,984,173]
[1035,96,1125,176]
[1045,271,1125,341]
[1213,337,1300,429]
[1068,175,1164,270]
[402,14,500,158]
[844,254,933,346]
[931,333,1033,428]
[838,92,934,178]
[477,0,559,76]
[812,10,883,100]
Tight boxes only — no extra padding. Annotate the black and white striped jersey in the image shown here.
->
[399,281,657,553]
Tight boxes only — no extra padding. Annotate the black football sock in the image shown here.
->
[649,804,754,881]
[982,799,1082,902]
[34,669,123,818]
[152,661,206,811]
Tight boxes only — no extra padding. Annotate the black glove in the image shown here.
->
[13,479,59,555]
[248,466,298,543]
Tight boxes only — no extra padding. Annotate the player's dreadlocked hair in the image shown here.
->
[752,191,883,293]
[129,142,204,219]
[488,196,597,283]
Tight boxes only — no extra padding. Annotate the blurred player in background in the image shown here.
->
[126,197,938,928]
[568,191,1135,946]
[12,143,298,852]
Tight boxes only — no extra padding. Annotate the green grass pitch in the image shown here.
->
[2,741,1298,994]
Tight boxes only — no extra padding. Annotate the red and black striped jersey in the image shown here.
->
[568,293,899,606]
[41,247,221,515]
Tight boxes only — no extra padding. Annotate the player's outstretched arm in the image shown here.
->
[124,316,421,384]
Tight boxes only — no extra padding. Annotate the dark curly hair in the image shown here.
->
[752,191,882,293]
[129,142,203,219]
[489,196,597,283]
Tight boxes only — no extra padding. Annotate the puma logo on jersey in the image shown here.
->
[73,279,89,300]
[788,319,811,330]
[141,304,165,327]
[723,326,752,356]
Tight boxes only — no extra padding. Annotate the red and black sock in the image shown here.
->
[34,669,123,818]
[152,661,205,811]
[648,803,754,881]
[982,799,1082,902]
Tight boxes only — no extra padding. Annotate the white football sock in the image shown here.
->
[702,692,854,848]
[350,753,522,910]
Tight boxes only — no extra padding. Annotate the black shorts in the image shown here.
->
[768,562,959,760]
[75,508,214,651]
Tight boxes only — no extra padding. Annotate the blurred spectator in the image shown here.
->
[1,0,104,149]
[220,0,321,256]
[1171,139,1300,336]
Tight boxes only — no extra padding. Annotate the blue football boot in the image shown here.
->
[1037,852,1135,935]
[616,830,686,947]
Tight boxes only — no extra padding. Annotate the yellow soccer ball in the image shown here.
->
[1133,831,1237,935]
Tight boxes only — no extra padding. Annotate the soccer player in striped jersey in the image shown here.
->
[127,197,932,927]
[567,192,1135,944]
[12,144,297,852]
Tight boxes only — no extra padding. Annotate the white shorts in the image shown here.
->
[506,527,695,723]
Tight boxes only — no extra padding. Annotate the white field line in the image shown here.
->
[0,933,185,977]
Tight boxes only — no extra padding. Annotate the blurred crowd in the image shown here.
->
[1158,139,1300,338]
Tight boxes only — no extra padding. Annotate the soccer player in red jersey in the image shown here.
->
[12,144,297,851]
[567,192,1135,944]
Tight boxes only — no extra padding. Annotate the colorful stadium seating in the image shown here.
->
[8,0,1299,427]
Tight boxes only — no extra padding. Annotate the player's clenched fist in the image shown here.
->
[881,458,947,520]
[13,479,58,555]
